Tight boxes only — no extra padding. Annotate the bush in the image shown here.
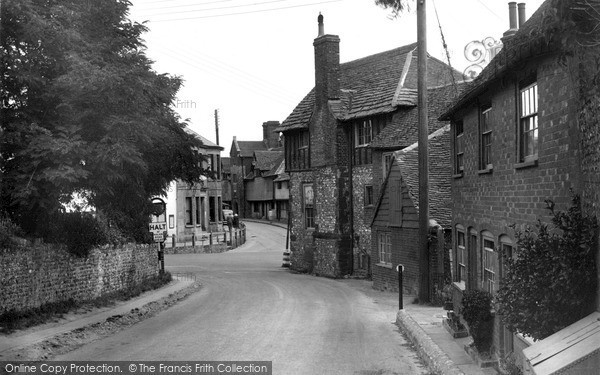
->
[461,289,494,354]
[496,194,598,340]
[0,215,24,250]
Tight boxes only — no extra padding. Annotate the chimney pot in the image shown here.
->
[508,2,518,30]
[517,3,526,28]
[317,12,324,37]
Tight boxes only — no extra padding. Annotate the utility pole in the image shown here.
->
[214,109,220,146]
[417,0,430,303]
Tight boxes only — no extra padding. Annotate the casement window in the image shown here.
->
[185,197,193,225]
[482,233,497,294]
[303,184,315,229]
[378,232,392,265]
[454,121,464,175]
[456,228,466,283]
[353,114,392,166]
[285,130,310,171]
[480,105,492,170]
[364,185,374,207]
[519,82,538,162]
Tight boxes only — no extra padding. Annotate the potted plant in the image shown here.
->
[443,310,469,338]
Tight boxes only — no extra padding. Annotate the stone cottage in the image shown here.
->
[276,14,461,278]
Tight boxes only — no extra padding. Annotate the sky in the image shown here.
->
[127,0,546,155]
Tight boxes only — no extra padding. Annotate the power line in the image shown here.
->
[137,0,295,15]
[475,0,504,22]
[138,0,344,22]
[138,0,234,9]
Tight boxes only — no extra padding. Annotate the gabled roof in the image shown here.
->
[184,127,224,151]
[395,125,452,228]
[253,150,284,172]
[277,43,462,132]
[232,139,268,158]
[440,0,569,120]
[370,83,464,150]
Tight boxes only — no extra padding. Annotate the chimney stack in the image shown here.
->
[502,2,519,40]
[313,13,340,108]
[517,3,526,28]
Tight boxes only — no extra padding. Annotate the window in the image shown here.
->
[353,114,391,165]
[482,233,497,294]
[195,197,201,226]
[456,229,466,283]
[480,106,492,170]
[519,82,538,162]
[378,232,392,265]
[454,121,464,175]
[285,130,310,170]
[169,215,174,229]
[185,197,193,225]
[364,185,374,206]
[209,196,216,222]
[303,184,315,229]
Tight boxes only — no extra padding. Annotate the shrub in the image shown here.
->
[461,289,494,354]
[496,194,598,340]
[0,215,24,250]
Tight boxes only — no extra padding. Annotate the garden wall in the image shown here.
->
[0,243,158,315]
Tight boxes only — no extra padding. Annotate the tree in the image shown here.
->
[0,0,208,241]
[496,194,598,340]
[374,0,412,17]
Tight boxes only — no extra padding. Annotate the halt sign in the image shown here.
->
[149,222,167,234]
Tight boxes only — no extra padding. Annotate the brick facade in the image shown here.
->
[1,243,158,315]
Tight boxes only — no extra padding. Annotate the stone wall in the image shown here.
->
[0,243,158,315]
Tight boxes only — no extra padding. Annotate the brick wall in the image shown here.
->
[450,54,582,358]
[0,244,158,315]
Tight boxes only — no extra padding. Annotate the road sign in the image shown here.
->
[149,222,167,234]
[153,233,164,242]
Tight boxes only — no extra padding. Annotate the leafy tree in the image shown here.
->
[496,194,598,340]
[374,0,412,18]
[1,0,208,241]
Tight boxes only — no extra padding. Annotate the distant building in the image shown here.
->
[229,121,282,217]
[163,128,224,244]
[245,150,286,220]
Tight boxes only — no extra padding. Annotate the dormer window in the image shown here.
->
[353,114,391,165]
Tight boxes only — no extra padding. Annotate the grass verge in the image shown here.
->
[0,271,172,334]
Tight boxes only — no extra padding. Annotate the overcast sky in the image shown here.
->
[127,0,545,155]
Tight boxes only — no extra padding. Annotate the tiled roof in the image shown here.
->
[370,83,464,150]
[394,124,452,228]
[266,155,286,178]
[236,140,268,157]
[254,150,284,172]
[277,42,462,132]
[184,127,224,150]
[440,0,557,120]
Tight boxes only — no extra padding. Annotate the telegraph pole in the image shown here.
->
[417,0,430,303]
[214,109,220,146]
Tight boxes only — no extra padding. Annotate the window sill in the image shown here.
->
[376,263,393,269]
[515,159,538,169]
[453,172,464,179]
[478,166,493,175]
[452,281,466,291]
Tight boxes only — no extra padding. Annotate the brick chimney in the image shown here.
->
[262,121,281,149]
[313,13,340,109]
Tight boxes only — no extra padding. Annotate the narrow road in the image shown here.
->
[56,222,427,375]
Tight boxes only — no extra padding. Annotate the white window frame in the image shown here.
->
[519,82,539,162]
[482,232,496,294]
[378,232,392,265]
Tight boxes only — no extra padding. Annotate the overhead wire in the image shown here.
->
[432,0,460,96]
[136,0,299,15]
[154,41,298,102]
[154,44,298,107]
[134,0,344,22]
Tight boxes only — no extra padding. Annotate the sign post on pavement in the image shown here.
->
[149,222,167,273]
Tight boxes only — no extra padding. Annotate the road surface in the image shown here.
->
[56,222,427,375]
